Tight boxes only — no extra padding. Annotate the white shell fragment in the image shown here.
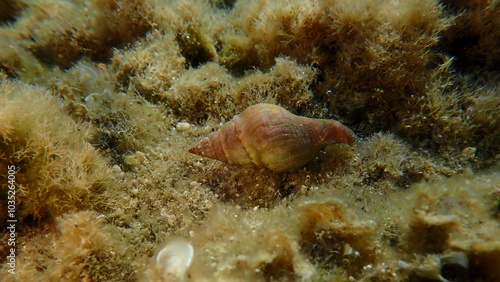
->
[155,238,194,281]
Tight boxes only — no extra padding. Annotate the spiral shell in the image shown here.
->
[188,103,355,172]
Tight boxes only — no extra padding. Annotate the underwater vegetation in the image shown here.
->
[0,0,499,281]
[0,77,115,222]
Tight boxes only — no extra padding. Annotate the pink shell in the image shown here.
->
[189,103,355,172]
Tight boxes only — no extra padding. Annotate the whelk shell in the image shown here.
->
[189,103,355,172]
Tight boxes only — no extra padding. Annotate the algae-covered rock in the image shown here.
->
[0,0,498,280]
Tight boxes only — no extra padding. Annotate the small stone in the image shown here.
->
[111,165,125,179]
[461,147,476,160]
[124,151,146,166]
[176,122,191,131]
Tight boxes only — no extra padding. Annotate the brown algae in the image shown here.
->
[0,0,499,281]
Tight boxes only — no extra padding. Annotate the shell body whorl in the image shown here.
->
[188,103,355,172]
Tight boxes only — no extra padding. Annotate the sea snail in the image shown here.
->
[188,103,355,172]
